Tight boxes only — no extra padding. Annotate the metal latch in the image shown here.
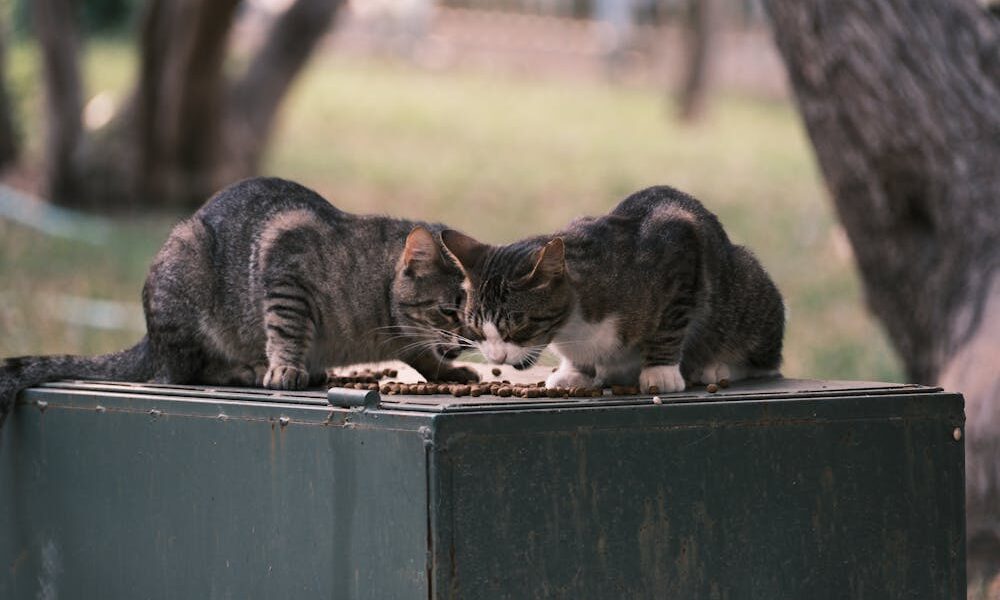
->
[326,387,381,410]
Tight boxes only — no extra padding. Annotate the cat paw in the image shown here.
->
[640,365,685,393]
[263,364,310,390]
[436,365,481,383]
[698,363,731,385]
[546,368,596,389]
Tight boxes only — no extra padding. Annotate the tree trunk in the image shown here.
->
[33,0,84,203]
[0,19,19,169]
[676,0,716,121]
[134,0,241,210]
[33,0,340,212]
[764,0,1000,580]
[223,0,342,184]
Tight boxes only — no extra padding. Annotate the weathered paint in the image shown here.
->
[1,378,965,599]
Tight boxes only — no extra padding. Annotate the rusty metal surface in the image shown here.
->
[1,387,430,600]
[427,390,966,598]
[1,379,965,599]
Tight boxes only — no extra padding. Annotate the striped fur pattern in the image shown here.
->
[440,185,786,393]
[1,177,475,426]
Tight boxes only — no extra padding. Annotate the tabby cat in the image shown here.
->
[0,177,475,425]
[439,185,785,393]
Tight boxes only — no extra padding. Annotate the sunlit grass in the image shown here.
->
[1,42,903,382]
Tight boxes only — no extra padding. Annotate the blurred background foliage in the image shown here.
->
[0,0,902,382]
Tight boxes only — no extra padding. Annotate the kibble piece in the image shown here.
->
[524,388,539,398]
[718,378,730,389]
[386,369,398,378]
[491,367,502,377]
[368,383,379,391]
[591,388,603,398]
[380,384,392,394]
[647,385,660,394]
[707,383,719,393]
[625,386,640,396]
[497,386,513,397]
[470,385,482,397]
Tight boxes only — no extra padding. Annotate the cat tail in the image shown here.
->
[0,336,155,429]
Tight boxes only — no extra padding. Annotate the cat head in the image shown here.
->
[440,230,573,369]
[392,226,470,360]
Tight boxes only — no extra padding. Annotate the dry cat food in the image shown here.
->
[328,368,738,398]
[326,367,398,387]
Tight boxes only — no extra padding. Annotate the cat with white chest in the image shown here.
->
[439,185,785,393]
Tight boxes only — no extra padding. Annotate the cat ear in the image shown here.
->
[523,238,565,286]
[402,226,443,275]
[441,229,488,276]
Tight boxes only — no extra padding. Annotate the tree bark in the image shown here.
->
[33,0,84,203]
[764,0,1000,580]
[676,0,716,121]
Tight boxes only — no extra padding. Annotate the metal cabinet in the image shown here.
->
[1,377,965,598]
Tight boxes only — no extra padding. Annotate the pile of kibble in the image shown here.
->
[327,367,730,397]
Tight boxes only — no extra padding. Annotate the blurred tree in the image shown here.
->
[764,0,1000,581]
[0,12,18,169]
[34,0,83,200]
[33,0,342,211]
[676,0,716,121]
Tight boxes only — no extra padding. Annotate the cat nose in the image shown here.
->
[483,347,506,363]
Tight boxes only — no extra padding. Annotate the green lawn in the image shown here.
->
[0,41,903,382]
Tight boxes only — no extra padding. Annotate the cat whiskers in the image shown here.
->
[370,324,474,358]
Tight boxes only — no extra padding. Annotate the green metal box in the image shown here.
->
[1,378,965,598]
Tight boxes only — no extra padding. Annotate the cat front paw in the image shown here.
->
[640,365,685,393]
[698,363,731,385]
[546,367,596,389]
[434,364,481,383]
[263,364,310,390]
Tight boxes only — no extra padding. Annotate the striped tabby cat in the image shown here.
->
[440,185,785,393]
[0,177,475,425]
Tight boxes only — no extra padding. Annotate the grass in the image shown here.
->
[0,41,903,382]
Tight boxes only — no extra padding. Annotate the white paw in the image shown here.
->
[640,365,685,393]
[546,366,595,389]
[699,363,732,385]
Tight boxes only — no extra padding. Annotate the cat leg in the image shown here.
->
[695,362,780,385]
[262,312,314,390]
[639,303,695,393]
[405,352,480,383]
[259,230,324,391]
[546,359,597,389]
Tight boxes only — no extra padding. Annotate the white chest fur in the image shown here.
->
[549,310,628,367]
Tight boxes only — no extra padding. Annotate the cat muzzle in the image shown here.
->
[511,349,542,370]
